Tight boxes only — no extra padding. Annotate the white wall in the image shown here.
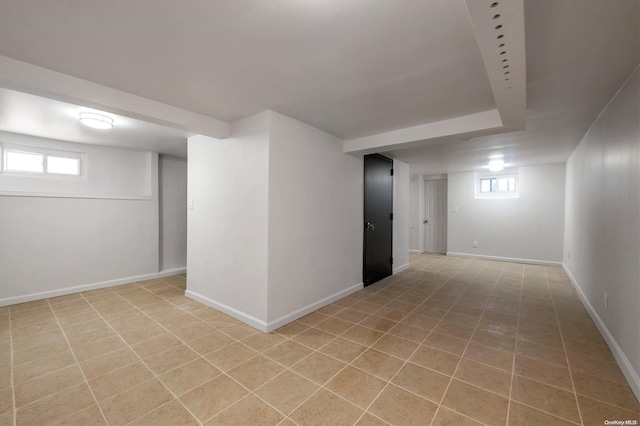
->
[409,178,420,251]
[564,65,640,396]
[159,155,187,270]
[267,111,363,324]
[392,160,410,272]
[0,133,165,305]
[186,113,270,326]
[447,163,565,264]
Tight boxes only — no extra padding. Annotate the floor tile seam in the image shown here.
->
[546,270,585,426]
[569,386,640,414]
[509,398,583,425]
[76,292,204,426]
[429,263,506,426]
[201,383,293,426]
[505,267,525,426]
[46,298,109,426]
[281,291,423,426]
[7,304,16,426]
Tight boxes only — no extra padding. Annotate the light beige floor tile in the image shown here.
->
[186,331,235,355]
[514,354,573,391]
[255,370,319,414]
[572,370,640,412]
[159,358,221,396]
[227,355,285,390]
[508,401,576,426]
[205,342,258,371]
[341,325,384,346]
[15,383,94,426]
[432,407,484,425]
[351,349,404,381]
[410,344,460,376]
[369,384,438,425]
[391,362,450,403]
[100,378,173,425]
[240,333,285,353]
[290,389,363,426]
[129,400,199,426]
[355,412,389,426]
[442,379,509,425]
[292,328,336,350]
[179,374,248,423]
[13,350,76,385]
[89,361,154,401]
[264,340,313,367]
[80,347,139,379]
[372,334,419,360]
[207,394,284,425]
[325,366,386,409]
[511,375,581,423]
[454,358,512,397]
[144,344,199,374]
[319,337,368,363]
[14,364,84,407]
[50,404,107,426]
[291,352,347,385]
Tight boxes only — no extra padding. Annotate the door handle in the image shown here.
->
[424,220,428,224]
[366,222,375,231]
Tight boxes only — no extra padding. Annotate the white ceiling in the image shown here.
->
[0,88,190,157]
[0,0,637,172]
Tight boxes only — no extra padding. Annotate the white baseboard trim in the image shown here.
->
[393,263,410,274]
[265,282,363,332]
[446,252,562,267]
[185,290,269,332]
[186,282,364,333]
[562,264,640,402]
[409,249,422,254]
[0,267,187,307]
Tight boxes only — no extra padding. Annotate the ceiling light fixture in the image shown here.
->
[488,159,505,172]
[79,112,114,130]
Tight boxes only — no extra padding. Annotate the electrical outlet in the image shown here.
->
[604,292,608,310]
[472,241,478,248]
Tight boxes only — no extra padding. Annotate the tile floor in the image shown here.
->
[1,254,639,425]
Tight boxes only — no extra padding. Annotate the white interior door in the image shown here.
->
[424,179,447,253]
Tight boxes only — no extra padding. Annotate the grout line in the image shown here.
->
[46,299,110,425]
[8,308,16,426]
[428,260,503,426]
[546,266,585,426]
[74,288,207,425]
[505,261,524,426]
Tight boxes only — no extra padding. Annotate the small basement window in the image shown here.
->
[2,145,82,177]
[476,171,519,198]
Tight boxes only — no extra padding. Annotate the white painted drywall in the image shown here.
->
[564,65,640,392]
[186,113,270,325]
[393,160,410,272]
[159,155,187,270]
[267,111,363,323]
[0,134,160,304]
[447,163,565,263]
[409,178,420,251]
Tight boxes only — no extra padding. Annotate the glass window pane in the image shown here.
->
[490,178,497,192]
[6,151,44,173]
[480,179,491,192]
[508,177,516,191]
[47,156,80,175]
[498,177,508,192]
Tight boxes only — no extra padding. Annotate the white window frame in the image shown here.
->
[475,170,519,199]
[0,143,84,178]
